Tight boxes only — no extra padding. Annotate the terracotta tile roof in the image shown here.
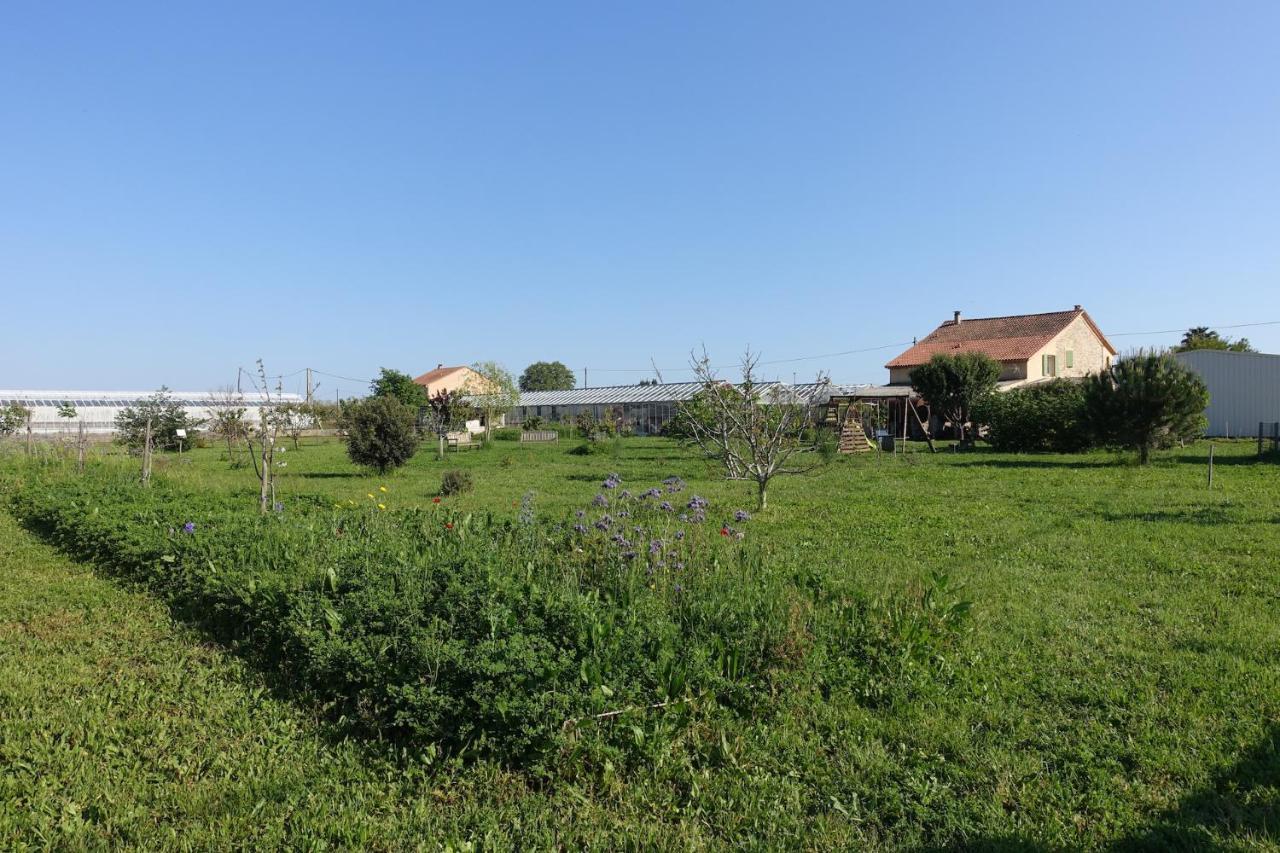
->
[885,308,1115,368]
[413,365,468,386]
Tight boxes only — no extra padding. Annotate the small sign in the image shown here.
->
[175,429,187,438]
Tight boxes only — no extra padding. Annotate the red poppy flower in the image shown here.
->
[445,522,454,529]
[720,527,729,536]
[432,497,441,504]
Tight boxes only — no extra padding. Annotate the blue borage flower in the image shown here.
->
[734,509,750,522]
[182,521,196,534]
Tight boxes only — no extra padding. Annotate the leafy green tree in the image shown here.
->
[1173,327,1255,353]
[342,395,421,473]
[1084,351,1209,464]
[114,388,203,451]
[908,352,1001,447]
[518,361,576,392]
[370,367,428,409]
[0,403,32,436]
[56,402,77,420]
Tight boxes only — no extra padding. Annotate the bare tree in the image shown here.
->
[242,361,285,514]
[678,349,828,511]
[209,386,249,466]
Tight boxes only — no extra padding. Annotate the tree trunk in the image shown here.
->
[1139,443,1150,465]
[259,438,272,513]
[757,479,768,511]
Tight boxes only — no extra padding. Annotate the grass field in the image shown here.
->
[2,436,1278,849]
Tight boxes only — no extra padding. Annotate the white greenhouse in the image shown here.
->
[0,390,305,435]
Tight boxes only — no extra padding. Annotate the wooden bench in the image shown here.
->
[519,430,559,443]
[446,431,479,451]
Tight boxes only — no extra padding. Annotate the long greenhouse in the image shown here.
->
[0,390,304,435]
[505,381,865,435]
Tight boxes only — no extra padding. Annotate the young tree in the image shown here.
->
[908,352,1001,448]
[1173,327,1255,353]
[424,389,475,457]
[56,402,77,421]
[1084,351,1209,464]
[518,360,576,392]
[678,349,827,511]
[276,401,310,450]
[343,395,421,473]
[208,388,249,465]
[463,361,519,439]
[0,403,32,436]
[370,367,428,409]
[241,362,289,513]
[114,388,204,452]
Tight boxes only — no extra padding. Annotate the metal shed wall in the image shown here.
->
[1174,351,1280,437]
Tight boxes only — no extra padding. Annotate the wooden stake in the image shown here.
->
[1207,443,1214,489]
[25,414,33,456]
[77,421,85,473]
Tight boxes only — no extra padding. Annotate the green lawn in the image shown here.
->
[2,437,1278,849]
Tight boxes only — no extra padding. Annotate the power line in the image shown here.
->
[242,317,1280,392]
[1107,320,1280,337]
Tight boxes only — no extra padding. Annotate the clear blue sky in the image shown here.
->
[3,2,1278,398]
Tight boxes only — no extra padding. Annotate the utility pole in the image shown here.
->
[236,367,242,394]
[583,367,588,389]
[305,367,313,405]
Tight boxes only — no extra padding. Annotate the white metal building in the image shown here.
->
[1173,350,1280,437]
[0,390,304,435]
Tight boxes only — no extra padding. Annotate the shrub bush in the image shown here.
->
[440,469,474,495]
[523,416,544,431]
[975,380,1092,453]
[1084,352,1209,463]
[342,396,420,473]
[491,427,521,441]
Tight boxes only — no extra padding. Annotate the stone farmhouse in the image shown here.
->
[885,306,1116,388]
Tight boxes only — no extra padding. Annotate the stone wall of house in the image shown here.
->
[1030,315,1112,380]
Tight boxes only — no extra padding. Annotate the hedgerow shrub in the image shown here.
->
[6,468,971,766]
[974,380,1093,453]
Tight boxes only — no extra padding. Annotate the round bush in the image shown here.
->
[343,396,420,473]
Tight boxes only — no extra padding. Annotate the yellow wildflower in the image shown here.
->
[377,503,386,511]
[367,493,375,500]
[379,485,388,493]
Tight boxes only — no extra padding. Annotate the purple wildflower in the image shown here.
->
[622,550,637,560]
[659,501,673,512]
[182,522,196,534]
[592,494,609,507]
[675,529,685,540]
[575,509,585,519]
[572,523,588,535]
[649,539,663,555]
[619,489,632,499]
[734,510,751,522]
[618,510,631,518]
[687,495,708,510]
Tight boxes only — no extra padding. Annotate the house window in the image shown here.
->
[1042,354,1057,377]
[1065,350,1074,369]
